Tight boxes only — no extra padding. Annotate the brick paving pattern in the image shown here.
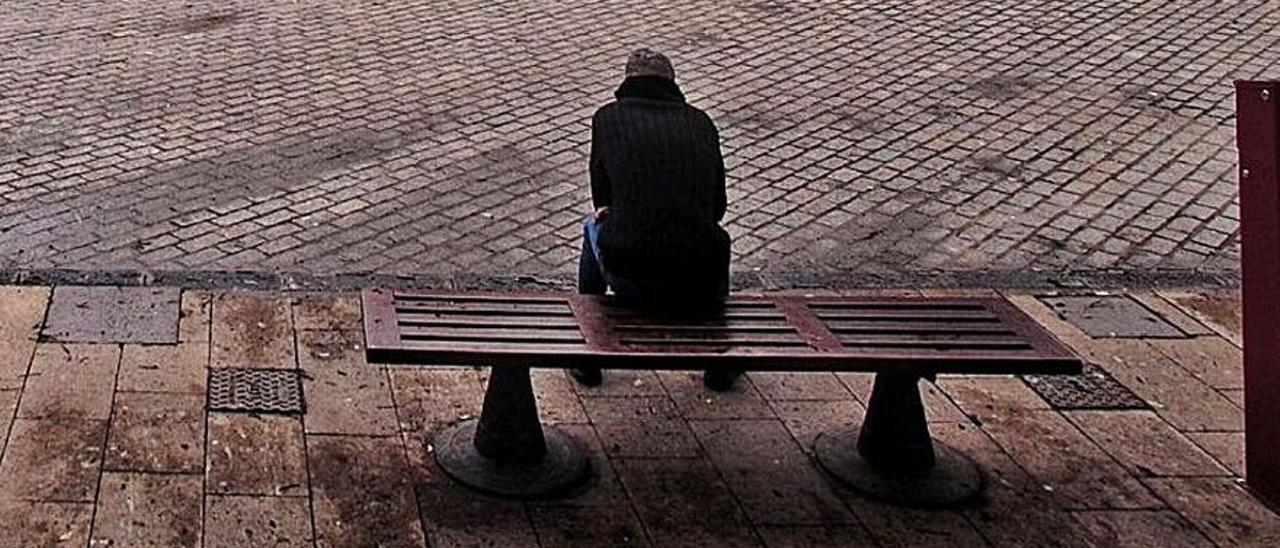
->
[1,1,1275,276]
[0,284,1276,546]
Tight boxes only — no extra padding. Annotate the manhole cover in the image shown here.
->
[1022,364,1148,410]
[1039,295,1185,338]
[43,286,180,344]
[208,369,304,414]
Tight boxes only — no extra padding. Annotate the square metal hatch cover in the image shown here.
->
[43,286,180,344]
[208,368,305,414]
[1039,295,1185,338]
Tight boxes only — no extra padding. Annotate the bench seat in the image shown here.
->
[361,288,1083,507]
[362,290,1079,374]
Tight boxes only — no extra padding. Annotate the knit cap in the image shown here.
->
[625,48,676,81]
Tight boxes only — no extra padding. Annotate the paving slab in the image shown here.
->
[17,343,119,420]
[0,389,16,457]
[1145,477,1280,547]
[0,500,93,547]
[936,421,1102,548]
[206,413,308,497]
[530,505,652,548]
[412,443,539,548]
[978,409,1162,510]
[297,329,397,435]
[748,371,852,401]
[0,417,107,502]
[1160,291,1243,347]
[769,399,864,456]
[615,457,762,548]
[389,368,485,435]
[1130,292,1216,336]
[43,286,179,343]
[0,286,47,389]
[105,391,204,473]
[178,290,213,343]
[204,495,314,548]
[307,435,426,548]
[1072,338,1243,432]
[837,495,988,548]
[527,368,590,424]
[937,376,1051,423]
[1150,336,1244,390]
[211,293,297,369]
[0,286,49,340]
[0,336,35,391]
[1072,510,1213,548]
[1223,388,1246,408]
[582,396,701,458]
[292,293,362,331]
[689,419,856,526]
[659,370,776,420]
[1003,293,1091,344]
[569,369,666,397]
[118,342,209,394]
[1066,410,1228,477]
[1186,431,1245,477]
[90,472,202,548]
[756,526,877,548]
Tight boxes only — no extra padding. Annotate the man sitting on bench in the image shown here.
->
[571,48,738,391]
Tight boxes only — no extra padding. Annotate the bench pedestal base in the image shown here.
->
[815,427,981,507]
[815,373,983,507]
[434,419,589,499]
[433,366,590,499]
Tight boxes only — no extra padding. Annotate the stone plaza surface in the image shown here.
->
[0,284,1275,547]
[1,1,1276,278]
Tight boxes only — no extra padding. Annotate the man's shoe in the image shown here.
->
[569,367,603,387]
[703,368,742,392]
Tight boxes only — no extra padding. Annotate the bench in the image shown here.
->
[361,288,1082,507]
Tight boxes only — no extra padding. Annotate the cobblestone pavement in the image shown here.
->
[0,284,1275,546]
[1,1,1276,277]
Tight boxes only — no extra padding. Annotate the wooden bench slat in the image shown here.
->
[605,310,788,320]
[835,339,1032,350]
[613,324,797,333]
[808,302,987,310]
[618,334,808,346]
[397,317,581,329]
[395,305,574,317]
[394,293,568,304]
[826,322,1016,334]
[813,310,999,321]
[399,326,586,342]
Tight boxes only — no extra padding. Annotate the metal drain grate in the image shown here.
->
[1022,363,1148,410]
[208,368,305,414]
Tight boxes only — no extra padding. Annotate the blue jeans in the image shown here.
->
[579,216,608,295]
[578,215,648,299]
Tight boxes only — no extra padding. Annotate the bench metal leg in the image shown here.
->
[814,372,983,507]
[432,366,590,499]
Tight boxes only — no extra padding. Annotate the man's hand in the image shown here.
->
[593,206,611,220]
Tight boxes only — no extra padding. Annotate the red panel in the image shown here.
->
[1237,80,1280,510]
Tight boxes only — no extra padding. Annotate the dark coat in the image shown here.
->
[589,76,730,308]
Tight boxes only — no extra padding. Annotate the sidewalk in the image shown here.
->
[0,284,1274,547]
